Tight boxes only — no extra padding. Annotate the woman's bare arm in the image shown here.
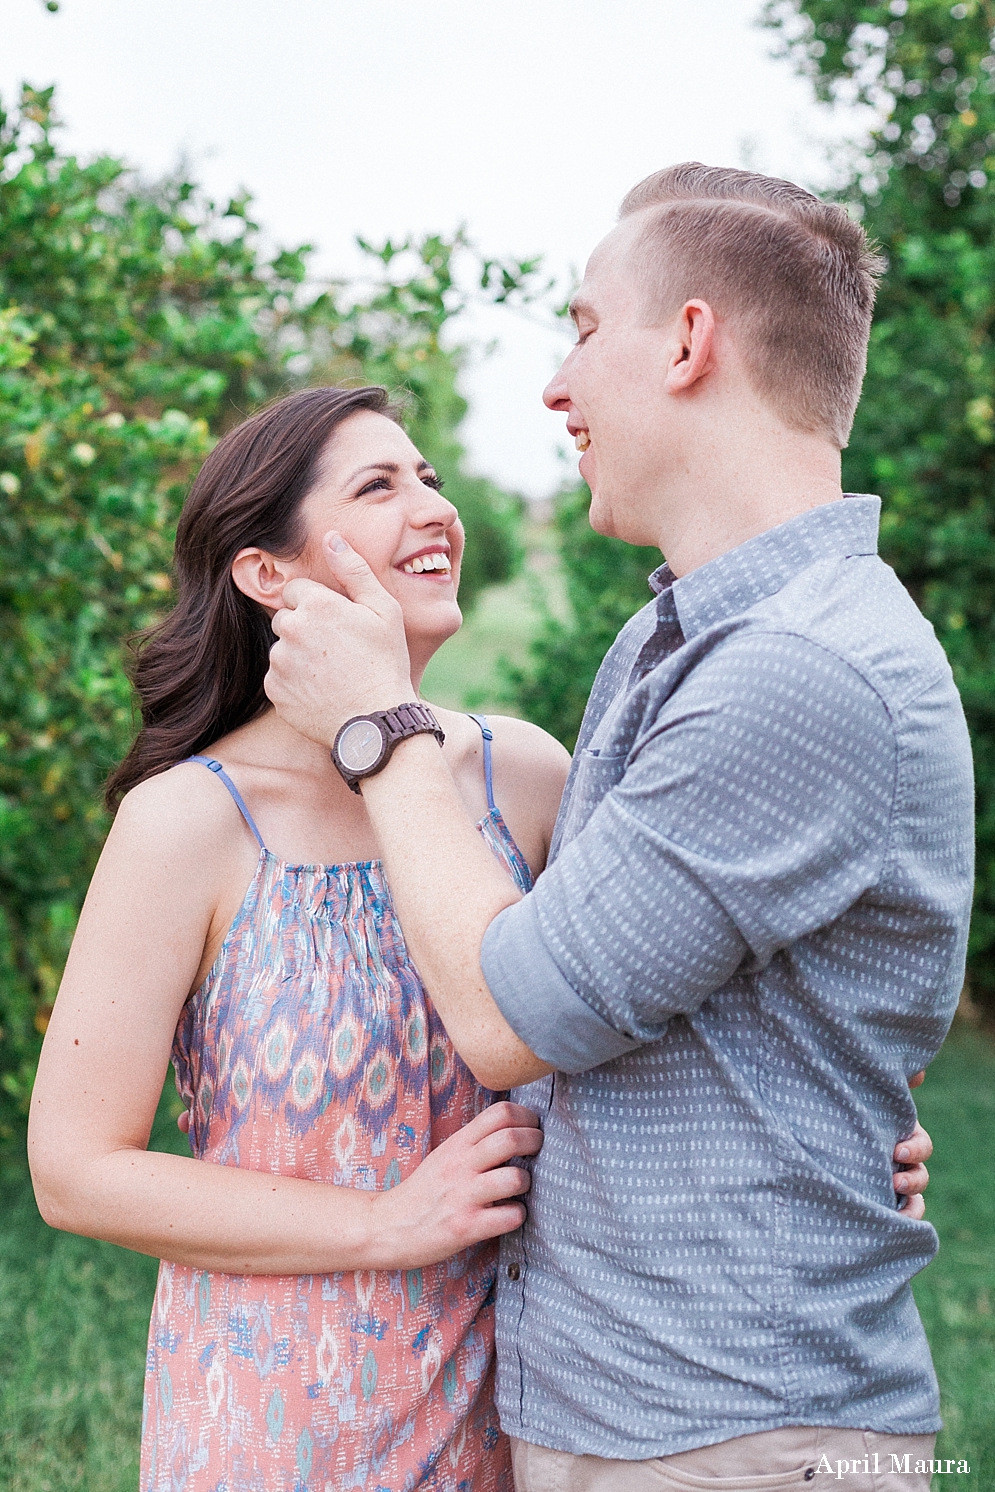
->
[28,770,540,1274]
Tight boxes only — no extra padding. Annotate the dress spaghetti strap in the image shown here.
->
[183,756,266,850]
[467,714,497,815]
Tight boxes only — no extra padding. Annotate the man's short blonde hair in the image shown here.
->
[619,163,884,447]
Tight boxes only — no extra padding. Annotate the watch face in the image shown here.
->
[337,718,386,774]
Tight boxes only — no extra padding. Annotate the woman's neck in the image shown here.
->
[230,706,344,778]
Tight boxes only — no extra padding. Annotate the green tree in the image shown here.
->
[763,0,995,1007]
[507,486,659,750]
[0,85,538,1155]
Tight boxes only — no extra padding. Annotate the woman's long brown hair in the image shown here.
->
[105,385,395,810]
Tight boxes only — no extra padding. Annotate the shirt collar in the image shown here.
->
[647,495,881,642]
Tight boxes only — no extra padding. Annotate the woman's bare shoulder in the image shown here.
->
[480,716,570,869]
[486,714,572,777]
[68,762,259,992]
[111,760,253,861]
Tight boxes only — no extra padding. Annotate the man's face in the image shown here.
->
[544,215,677,549]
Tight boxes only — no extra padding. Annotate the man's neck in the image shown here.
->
[658,421,844,579]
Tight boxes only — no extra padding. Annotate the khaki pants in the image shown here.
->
[511,1426,938,1491]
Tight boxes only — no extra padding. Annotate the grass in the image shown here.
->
[0,1094,187,1492]
[910,1020,995,1485]
[1,551,992,1490]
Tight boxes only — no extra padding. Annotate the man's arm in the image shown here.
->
[265,543,551,1089]
[360,733,553,1087]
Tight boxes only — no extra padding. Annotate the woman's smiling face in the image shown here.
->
[296,409,465,664]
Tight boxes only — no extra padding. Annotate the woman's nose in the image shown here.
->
[414,482,459,529]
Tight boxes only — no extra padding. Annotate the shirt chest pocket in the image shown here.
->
[558,748,629,841]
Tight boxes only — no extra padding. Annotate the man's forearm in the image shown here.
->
[263,553,554,1086]
[361,734,552,1089]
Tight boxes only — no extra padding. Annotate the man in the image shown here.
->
[266,165,973,1490]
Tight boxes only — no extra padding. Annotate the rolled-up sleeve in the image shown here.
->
[481,629,897,1074]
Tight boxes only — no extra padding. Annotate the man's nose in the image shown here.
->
[543,362,570,411]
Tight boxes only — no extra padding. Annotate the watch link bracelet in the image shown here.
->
[330,702,445,794]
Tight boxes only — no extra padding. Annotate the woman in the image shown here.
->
[28,385,931,1492]
[28,386,568,1492]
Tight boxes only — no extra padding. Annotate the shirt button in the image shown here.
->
[804,1471,815,1482]
[507,1263,521,1281]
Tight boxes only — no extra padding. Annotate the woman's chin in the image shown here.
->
[403,599,463,655]
[435,601,463,642]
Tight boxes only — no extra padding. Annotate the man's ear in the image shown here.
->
[231,548,296,612]
[664,300,715,394]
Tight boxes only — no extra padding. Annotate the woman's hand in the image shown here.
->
[893,1070,931,1220]
[893,1116,932,1220]
[372,1101,543,1269]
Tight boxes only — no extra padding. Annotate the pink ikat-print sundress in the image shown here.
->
[141,719,533,1492]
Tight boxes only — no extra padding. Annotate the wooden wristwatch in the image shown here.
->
[330,702,445,794]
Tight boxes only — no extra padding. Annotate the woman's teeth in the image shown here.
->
[402,553,451,575]
[575,431,591,452]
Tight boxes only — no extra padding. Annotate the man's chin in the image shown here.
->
[587,489,618,540]
[588,492,661,552]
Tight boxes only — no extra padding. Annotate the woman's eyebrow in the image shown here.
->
[346,459,435,483]
[347,461,400,483]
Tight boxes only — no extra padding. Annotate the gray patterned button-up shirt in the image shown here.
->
[481,496,974,1459]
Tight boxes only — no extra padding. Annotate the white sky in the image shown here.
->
[1,0,860,499]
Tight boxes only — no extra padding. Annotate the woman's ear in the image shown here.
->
[230,548,296,612]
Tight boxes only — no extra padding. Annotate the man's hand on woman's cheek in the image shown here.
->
[266,536,414,747]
